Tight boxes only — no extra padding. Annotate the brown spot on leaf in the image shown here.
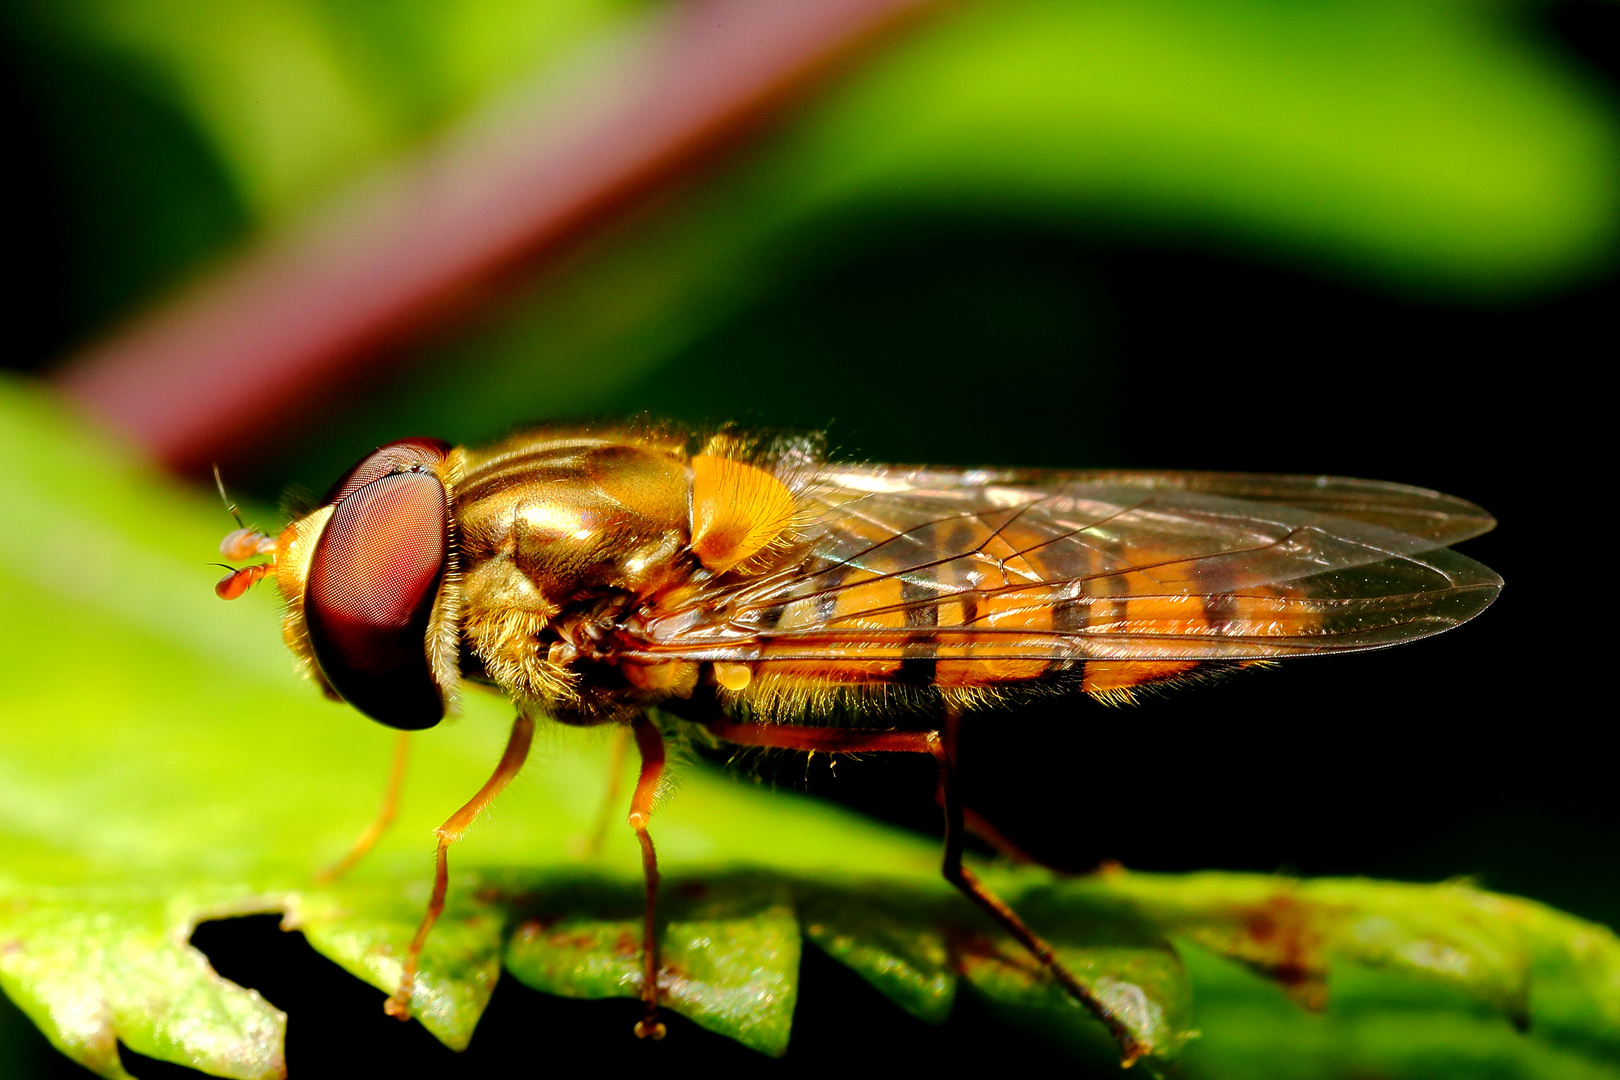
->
[547,930,606,951]
[514,915,571,942]
[1229,895,1330,1010]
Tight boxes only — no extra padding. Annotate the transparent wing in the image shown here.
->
[831,466,1497,546]
[628,466,1501,666]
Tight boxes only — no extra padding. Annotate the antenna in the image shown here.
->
[214,464,245,529]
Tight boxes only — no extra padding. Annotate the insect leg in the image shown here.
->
[628,714,667,1040]
[937,709,1036,865]
[578,724,630,859]
[928,731,1144,1065]
[705,718,1143,1064]
[384,711,535,1020]
[317,730,412,883]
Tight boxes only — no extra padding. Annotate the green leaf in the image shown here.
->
[0,888,286,1080]
[289,881,505,1051]
[962,874,1194,1060]
[4,373,1620,1079]
[1109,872,1536,1019]
[1174,941,1620,1080]
[502,876,801,1056]
[799,885,956,1025]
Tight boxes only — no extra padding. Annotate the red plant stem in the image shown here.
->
[54,0,940,476]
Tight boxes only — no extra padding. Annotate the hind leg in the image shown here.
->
[704,716,1144,1065]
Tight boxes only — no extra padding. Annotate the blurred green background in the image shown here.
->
[0,0,1613,1075]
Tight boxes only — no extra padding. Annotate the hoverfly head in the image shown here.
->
[226,438,462,730]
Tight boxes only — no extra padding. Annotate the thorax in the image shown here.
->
[454,435,695,609]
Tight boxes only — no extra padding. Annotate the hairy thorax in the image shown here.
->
[454,434,699,719]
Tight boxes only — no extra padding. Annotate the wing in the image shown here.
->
[836,466,1498,547]
[628,466,1501,677]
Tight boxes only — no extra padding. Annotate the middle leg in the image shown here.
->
[628,714,667,1040]
[577,724,631,859]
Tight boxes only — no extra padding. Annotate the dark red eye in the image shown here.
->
[322,437,452,505]
[305,448,450,730]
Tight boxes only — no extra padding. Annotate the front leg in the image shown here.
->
[385,711,535,1020]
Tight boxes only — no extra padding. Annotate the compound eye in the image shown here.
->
[322,437,452,505]
[306,465,449,729]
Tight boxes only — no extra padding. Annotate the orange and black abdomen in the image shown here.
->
[632,467,1498,708]
[719,506,1288,699]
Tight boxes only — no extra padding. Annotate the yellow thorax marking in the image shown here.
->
[689,454,797,574]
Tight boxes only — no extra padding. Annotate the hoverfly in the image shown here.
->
[215,423,1500,1061]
